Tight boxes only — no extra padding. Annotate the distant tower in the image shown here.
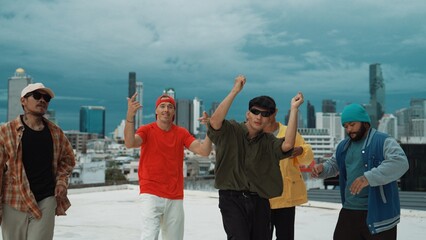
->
[368,63,386,128]
[80,106,106,138]
[322,99,336,113]
[307,101,316,128]
[408,98,426,137]
[378,114,398,139]
[316,112,345,144]
[163,88,175,99]
[192,97,203,137]
[128,72,136,97]
[209,102,220,116]
[7,68,32,121]
[285,109,304,128]
[175,99,192,131]
[135,82,144,128]
[128,72,136,124]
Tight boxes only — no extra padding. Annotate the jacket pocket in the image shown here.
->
[284,175,306,202]
[379,185,387,203]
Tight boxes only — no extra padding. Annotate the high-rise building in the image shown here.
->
[64,130,99,153]
[285,109,304,128]
[322,99,336,113]
[410,98,426,119]
[80,106,106,138]
[192,97,202,136]
[176,99,192,132]
[209,102,220,116]
[7,68,32,121]
[307,101,316,128]
[128,72,136,98]
[315,112,345,145]
[366,63,385,128]
[394,98,426,140]
[395,108,410,138]
[128,72,136,124]
[298,128,334,161]
[378,114,398,139]
[409,98,426,137]
[411,119,426,137]
[135,82,144,128]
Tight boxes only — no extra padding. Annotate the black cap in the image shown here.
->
[249,96,276,113]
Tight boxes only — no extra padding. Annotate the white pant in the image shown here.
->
[1,196,57,240]
[139,193,184,240]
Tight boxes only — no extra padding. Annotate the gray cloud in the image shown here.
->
[1,0,425,132]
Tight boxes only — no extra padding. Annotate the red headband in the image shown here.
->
[155,95,176,109]
[155,95,176,121]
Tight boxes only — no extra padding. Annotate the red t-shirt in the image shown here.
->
[136,122,195,199]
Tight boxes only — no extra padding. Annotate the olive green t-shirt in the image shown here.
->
[208,119,292,199]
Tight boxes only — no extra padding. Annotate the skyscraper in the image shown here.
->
[128,72,136,98]
[7,68,32,121]
[408,98,426,137]
[322,99,336,113]
[378,114,398,139]
[192,97,204,137]
[367,63,385,128]
[316,112,345,145]
[135,82,144,128]
[128,72,137,125]
[176,99,192,132]
[209,102,220,116]
[285,109,304,128]
[395,108,410,138]
[307,100,316,128]
[80,106,106,138]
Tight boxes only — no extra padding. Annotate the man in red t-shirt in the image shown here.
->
[124,93,212,240]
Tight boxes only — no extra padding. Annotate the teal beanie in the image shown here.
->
[341,103,371,126]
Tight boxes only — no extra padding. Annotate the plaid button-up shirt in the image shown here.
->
[0,116,75,221]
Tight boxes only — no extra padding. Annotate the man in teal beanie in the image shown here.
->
[341,103,372,126]
[311,103,408,240]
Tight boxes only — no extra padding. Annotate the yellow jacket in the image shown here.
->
[269,122,314,209]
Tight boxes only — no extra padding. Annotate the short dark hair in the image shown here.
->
[249,96,276,114]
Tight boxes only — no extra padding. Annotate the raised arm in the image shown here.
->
[188,111,213,156]
[124,93,143,148]
[282,92,304,152]
[210,75,246,130]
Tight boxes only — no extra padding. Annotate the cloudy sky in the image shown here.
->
[1,0,425,134]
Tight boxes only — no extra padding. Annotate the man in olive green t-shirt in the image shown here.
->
[207,74,304,239]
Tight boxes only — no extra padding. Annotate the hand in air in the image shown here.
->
[232,75,246,93]
[127,93,142,116]
[199,111,210,126]
[291,92,304,109]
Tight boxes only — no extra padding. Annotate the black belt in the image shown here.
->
[219,189,259,198]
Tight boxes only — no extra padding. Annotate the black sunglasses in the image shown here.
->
[26,91,52,102]
[249,108,273,117]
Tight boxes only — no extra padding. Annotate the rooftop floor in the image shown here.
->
[2,185,424,239]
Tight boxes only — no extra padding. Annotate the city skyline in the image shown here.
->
[1,0,425,134]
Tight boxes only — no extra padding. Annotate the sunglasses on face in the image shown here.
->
[249,108,273,117]
[26,91,52,102]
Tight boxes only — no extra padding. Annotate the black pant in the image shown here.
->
[219,190,271,240]
[334,208,397,240]
[270,206,295,240]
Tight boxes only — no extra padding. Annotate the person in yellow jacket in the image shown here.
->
[264,106,314,240]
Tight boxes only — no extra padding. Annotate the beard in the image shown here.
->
[348,124,368,141]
